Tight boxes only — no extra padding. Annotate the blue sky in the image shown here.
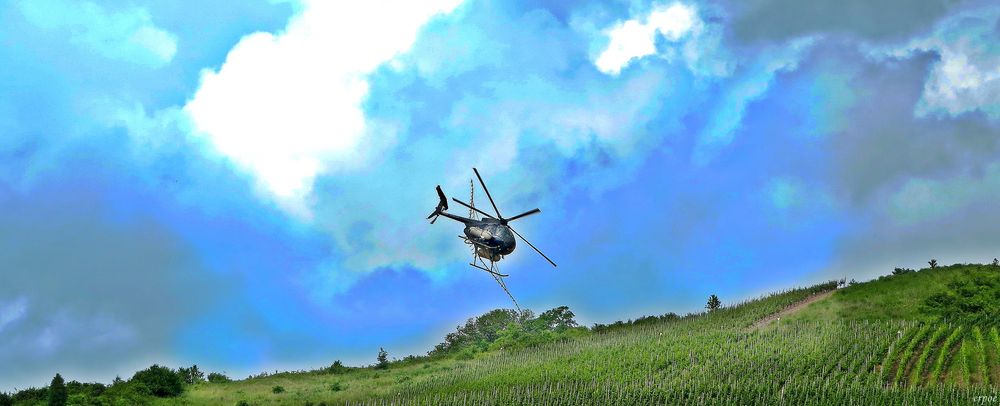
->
[2,0,999,390]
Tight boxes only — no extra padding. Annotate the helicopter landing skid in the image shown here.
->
[464,239,521,312]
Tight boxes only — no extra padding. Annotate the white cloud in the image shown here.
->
[184,0,463,214]
[871,6,1000,119]
[594,3,700,75]
[17,0,177,67]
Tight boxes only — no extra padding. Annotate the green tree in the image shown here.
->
[207,372,231,383]
[706,294,722,312]
[0,391,12,406]
[177,365,205,385]
[48,373,67,406]
[536,306,578,331]
[928,259,938,269]
[376,347,389,369]
[131,365,183,397]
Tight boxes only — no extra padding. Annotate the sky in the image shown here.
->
[1,0,999,390]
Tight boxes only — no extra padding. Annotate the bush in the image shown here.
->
[324,360,348,374]
[236,401,250,406]
[271,386,284,394]
[207,372,231,383]
[329,382,343,392]
[892,267,915,275]
[0,392,11,406]
[131,365,183,397]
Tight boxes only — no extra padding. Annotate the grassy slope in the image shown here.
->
[157,266,1000,404]
[783,264,972,324]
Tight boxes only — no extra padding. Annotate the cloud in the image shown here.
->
[184,0,463,213]
[901,7,1000,118]
[594,3,700,75]
[17,0,177,67]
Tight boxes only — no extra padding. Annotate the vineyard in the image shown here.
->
[162,268,1000,405]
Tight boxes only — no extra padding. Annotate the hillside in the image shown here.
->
[7,264,1000,405]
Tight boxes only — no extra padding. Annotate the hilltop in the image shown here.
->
[6,263,1000,405]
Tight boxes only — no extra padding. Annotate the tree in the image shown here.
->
[376,347,389,369]
[0,392,11,406]
[993,258,998,267]
[206,372,231,383]
[131,365,183,397]
[177,365,205,385]
[48,373,67,406]
[706,294,722,312]
[928,259,938,269]
[536,306,579,331]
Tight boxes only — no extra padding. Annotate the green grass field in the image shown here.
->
[11,265,1000,405]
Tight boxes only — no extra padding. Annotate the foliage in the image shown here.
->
[324,360,350,374]
[429,307,585,356]
[893,267,915,275]
[706,294,722,311]
[376,348,389,369]
[271,385,284,394]
[207,372,232,383]
[48,373,67,406]
[0,392,10,406]
[929,259,938,269]
[131,364,184,397]
[591,312,681,333]
[11,387,47,404]
[922,267,1000,324]
[330,382,343,392]
[534,306,578,331]
[177,365,205,385]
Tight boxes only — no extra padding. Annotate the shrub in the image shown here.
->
[324,360,348,374]
[892,267,915,275]
[131,365,183,397]
[330,382,343,392]
[235,401,250,406]
[207,372,231,383]
[271,386,284,394]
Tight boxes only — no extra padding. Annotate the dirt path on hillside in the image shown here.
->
[749,290,836,330]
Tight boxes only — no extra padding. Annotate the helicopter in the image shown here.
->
[426,168,556,309]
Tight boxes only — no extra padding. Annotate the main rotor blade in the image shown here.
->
[509,226,557,268]
[451,198,496,220]
[473,168,503,220]
[504,208,540,223]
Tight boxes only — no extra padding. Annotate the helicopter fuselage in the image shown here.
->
[463,218,516,260]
